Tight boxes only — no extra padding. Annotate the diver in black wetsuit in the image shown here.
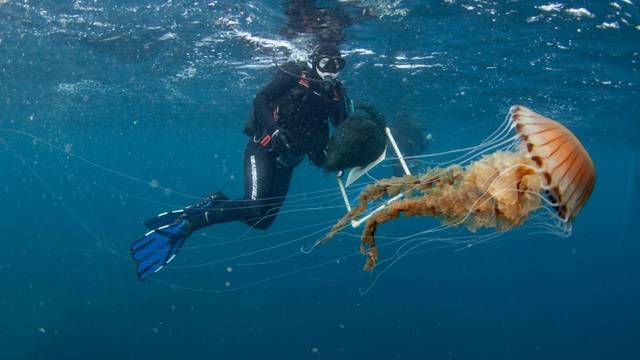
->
[131,42,349,280]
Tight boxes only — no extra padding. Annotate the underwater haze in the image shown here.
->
[1,0,639,359]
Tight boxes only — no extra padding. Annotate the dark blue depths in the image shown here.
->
[0,1,639,359]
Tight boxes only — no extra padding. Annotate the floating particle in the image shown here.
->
[225,281,231,287]
[597,21,620,29]
[150,179,159,188]
[226,266,233,273]
[538,3,564,12]
[311,347,319,354]
[565,8,594,18]
[158,32,177,41]
[37,328,46,334]
[527,15,543,23]
[64,143,73,154]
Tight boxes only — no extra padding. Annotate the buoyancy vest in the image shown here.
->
[245,63,345,154]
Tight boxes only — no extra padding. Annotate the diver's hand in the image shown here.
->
[309,148,327,168]
[266,126,293,155]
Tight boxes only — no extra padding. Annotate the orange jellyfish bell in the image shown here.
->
[509,105,596,222]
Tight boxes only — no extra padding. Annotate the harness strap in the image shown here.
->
[298,72,311,88]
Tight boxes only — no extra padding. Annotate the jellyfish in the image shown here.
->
[322,106,596,271]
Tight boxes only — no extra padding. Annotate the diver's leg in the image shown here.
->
[142,191,229,229]
[132,142,292,280]
[141,141,295,232]
[171,141,292,230]
[240,141,294,229]
[142,142,269,230]
[172,141,283,229]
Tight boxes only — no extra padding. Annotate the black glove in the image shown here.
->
[309,148,327,168]
[265,126,293,155]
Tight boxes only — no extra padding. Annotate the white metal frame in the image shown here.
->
[336,127,412,228]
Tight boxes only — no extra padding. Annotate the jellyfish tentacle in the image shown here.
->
[360,197,440,271]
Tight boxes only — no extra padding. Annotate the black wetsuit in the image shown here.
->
[197,61,349,230]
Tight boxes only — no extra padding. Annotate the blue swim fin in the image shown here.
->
[131,218,193,281]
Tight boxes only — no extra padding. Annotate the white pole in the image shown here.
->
[385,127,411,176]
[336,172,352,212]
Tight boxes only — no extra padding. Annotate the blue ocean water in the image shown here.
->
[1,0,639,359]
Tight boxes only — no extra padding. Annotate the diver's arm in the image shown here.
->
[308,126,331,168]
[252,62,301,132]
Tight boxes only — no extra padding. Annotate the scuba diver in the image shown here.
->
[131,42,350,281]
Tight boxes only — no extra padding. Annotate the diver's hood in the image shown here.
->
[311,41,343,80]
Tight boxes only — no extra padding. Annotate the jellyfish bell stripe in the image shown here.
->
[509,105,596,222]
